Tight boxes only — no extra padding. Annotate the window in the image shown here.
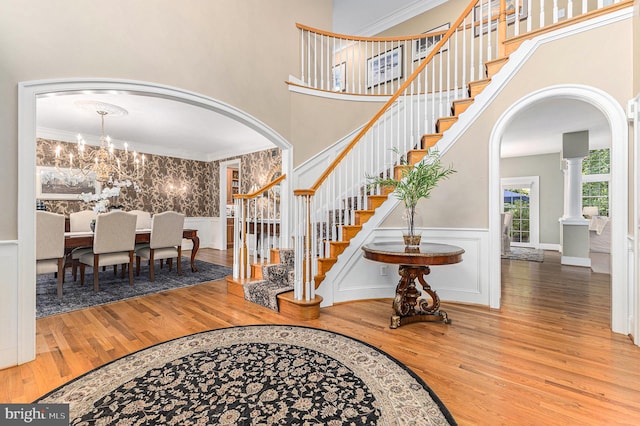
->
[501,176,539,247]
[504,188,530,243]
[582,149,610,216]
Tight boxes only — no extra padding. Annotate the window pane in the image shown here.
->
[503,188,530,245]
[582,149,610,216]
[583,149,610,174]
[582,181,609,216]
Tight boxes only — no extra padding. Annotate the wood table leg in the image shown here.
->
[188,235,200,272]
[390,264,451,328]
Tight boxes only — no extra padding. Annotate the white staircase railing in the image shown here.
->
[233,174,286,280]
[295,0,623,96]
[293,0,487,302]
[290,0,629,303]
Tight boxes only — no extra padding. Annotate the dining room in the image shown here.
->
[33,92,284,315]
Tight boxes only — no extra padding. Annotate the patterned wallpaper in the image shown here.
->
[210,148,282,217]
[36,138,281,218]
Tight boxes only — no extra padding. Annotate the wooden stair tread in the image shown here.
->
[468,78,491,97]
[314,274,326,288]
[329,241,350,246]
[367,195,388,210]
[469,77,492,85]
[436,116,458,133]
[421,133,443,149]
[407,149,427,165]
[452,98,474,116]
[485,57,509,77]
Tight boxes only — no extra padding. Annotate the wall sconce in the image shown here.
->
[166,182,188,196]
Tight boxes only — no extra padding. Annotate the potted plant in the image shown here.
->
[368,149,456,247]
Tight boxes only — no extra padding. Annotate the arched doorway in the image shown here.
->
[488,84,630,336]
[17,78,293,363]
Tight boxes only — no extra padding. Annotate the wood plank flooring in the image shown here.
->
[1,249,639,425]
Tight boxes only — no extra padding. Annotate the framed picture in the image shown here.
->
[412,23,450,61]
[36,166,100,200]
[474,0,528,37]
[367,46,403,89]
[332,62,347,92]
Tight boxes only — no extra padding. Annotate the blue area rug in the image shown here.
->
[36,258,231,318]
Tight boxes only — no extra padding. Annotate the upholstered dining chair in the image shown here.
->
[79,211,137,292]
[129,209,152,230]
[69,210,98,281]
[135,211,185,281]
[36,211,66,299]
[69,210,97,232]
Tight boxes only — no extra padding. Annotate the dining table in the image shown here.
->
[64,228,200,272]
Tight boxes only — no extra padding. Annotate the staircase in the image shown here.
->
[227,248,322,318]
[312,56,510,288]
[228,0,630,318]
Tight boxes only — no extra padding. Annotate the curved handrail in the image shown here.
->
[296,22,449,42]
[235,173,286,199]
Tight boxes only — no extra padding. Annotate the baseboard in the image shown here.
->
[561,256,591,267]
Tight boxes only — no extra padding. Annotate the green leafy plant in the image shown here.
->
[367,149,456,239]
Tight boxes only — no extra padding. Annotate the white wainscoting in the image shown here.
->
[316,227,490,307]
[182,217,221,250]
[0,241,19,369]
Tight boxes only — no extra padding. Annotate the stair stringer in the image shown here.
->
[315,32,561,307]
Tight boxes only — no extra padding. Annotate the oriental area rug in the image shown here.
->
[37,325,457,425]
[37,258,231,318]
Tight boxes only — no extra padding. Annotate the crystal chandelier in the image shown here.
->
[53,101,147,185]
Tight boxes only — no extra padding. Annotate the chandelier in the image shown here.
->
[53,100,147,185]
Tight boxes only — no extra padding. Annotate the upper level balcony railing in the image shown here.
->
[294,0,627,97]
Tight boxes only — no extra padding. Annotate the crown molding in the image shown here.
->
[36,126,275,163]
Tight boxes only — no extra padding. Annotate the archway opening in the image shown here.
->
[17,78,293,363]
[489,85,629,336]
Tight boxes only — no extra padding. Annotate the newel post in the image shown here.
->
[293,189,316,301]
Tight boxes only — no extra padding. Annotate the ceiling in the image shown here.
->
[501,98,610,158]
[36,92,276,162]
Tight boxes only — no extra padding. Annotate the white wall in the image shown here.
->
[317,227,489,307]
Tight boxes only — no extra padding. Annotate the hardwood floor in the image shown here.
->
[2,249,639,425]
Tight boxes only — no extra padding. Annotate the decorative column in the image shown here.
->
[559,131,590,267]
[562,157,585,220]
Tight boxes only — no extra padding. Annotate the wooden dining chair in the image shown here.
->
[36,211,66,299]
[79,211,137,292]
[135,211,185,281]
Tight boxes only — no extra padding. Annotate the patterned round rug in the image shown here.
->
[37,325,456,425]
